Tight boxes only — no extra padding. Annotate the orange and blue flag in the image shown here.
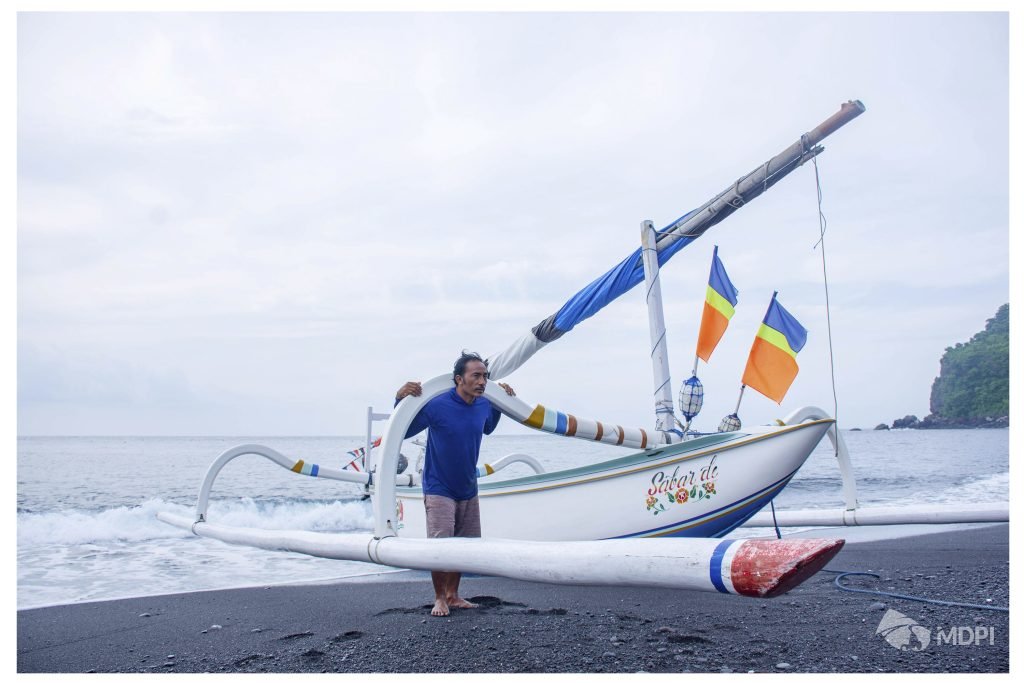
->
[741,293,807,404]
[696,246,739,362]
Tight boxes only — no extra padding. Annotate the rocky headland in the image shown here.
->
[875,304,1008,431]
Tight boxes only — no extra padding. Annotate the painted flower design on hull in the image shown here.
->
[672,489,688,504]
[647,481,717,515]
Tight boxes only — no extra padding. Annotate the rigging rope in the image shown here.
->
[809,151,841,423]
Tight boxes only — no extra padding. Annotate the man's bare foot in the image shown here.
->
[431,598,450,617]
[447,597,477,609]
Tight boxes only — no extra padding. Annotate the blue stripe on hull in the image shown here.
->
[656,486,784,538]
[607,467,799,539]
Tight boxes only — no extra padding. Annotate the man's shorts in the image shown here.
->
[424,494,481,538]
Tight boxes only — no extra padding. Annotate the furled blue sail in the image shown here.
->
[485,100,867,380]
[487,208,699,379]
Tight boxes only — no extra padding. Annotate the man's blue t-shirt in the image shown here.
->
[399,388,501,501]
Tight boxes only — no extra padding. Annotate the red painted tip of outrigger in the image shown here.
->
[731,538,845,598]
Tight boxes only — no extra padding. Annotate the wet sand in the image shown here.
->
[17,524,1009,673]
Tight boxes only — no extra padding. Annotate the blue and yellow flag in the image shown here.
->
[696,246,739,362]
[741,293,807,403]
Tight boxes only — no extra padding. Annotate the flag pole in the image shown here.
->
[734,385,746,415]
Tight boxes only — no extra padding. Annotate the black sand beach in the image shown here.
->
[18,524,1009,674]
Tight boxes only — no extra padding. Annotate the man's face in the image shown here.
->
[456,360,489,397]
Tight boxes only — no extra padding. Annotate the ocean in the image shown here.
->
[17,430,1009,610]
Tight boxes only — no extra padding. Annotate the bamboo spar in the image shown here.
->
[656,100,866,252]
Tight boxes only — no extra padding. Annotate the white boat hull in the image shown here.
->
[393,419,834,541]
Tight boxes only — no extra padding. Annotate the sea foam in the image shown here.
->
[17,496,374,548]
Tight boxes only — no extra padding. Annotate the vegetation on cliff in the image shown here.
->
[876,304,1009,430]
[929,304,1009,421]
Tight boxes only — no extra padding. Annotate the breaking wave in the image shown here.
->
[17,496,374,548]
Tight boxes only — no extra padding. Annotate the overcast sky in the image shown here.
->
[17,11,1010,436]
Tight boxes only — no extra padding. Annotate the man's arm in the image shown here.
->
[395,381,422,402]
[484,382,516,435]
[395,381,429,438]
[484,406,501,435]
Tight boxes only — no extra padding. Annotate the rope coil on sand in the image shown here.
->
[822,569,1008,612]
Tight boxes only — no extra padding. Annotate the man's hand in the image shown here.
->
[497,382,516,397]
[396,381,422,400]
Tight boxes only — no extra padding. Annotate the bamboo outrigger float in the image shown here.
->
[159,100,952,598]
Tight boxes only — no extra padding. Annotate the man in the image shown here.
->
[395,351,515,617]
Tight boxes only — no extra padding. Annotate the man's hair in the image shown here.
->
[453,350,488,383]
